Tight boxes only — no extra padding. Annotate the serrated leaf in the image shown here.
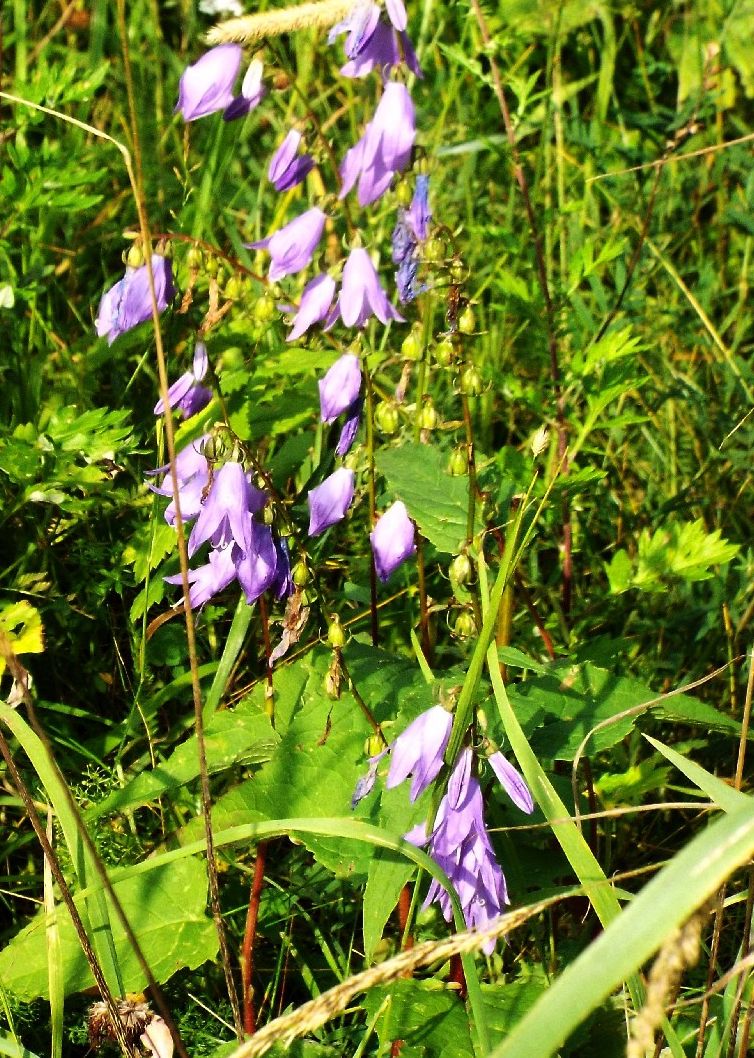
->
[363,980,474,1058]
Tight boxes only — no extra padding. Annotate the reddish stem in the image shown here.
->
[242,841,268,1036]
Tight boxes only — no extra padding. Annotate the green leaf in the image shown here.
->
[363,980,474,1058]
[376,443,480,554]
[0,856,217,1000]
[607,519,739,594]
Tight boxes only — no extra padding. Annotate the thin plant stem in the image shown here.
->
[364,366,379,647]
[114,0,243,1037]
[242,841,269,1036]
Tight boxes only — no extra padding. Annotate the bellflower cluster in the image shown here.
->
[154,343,212,419]
[95,255,174,345]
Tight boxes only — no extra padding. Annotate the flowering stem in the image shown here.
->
[364,365,379,647]
[460,391,477,548]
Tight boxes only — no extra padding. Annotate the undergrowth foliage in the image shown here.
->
[2,2,754,1057]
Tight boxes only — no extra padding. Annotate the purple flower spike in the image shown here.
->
[96,255,175,345]
[333,248,404,329]
[287,274,336,342]
[154,342,212,419]
[223,58,265,121]
[319,353,362,423]
[370,500,415,581]
[386,704,452,801]
[188,461,253,557]
[385,0,407,31]
[176,45,243,121]
[268,130,314,191]
[249,207,326,282]
[307,467,355,537]
[166,544,237,609]
[488,752,534,814]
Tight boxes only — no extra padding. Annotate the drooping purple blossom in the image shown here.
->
[339,82,415,206]
[319,353,362,423]
[147,436,210,526]
[370,500,415,581]
[386,704,452,801]
[154,343,212,419]
[408,749,509,953]
[166,543,238,609]
[407,174,431,241]
[95,255,175,345]
[287,274,337,342]
[223,58,265,122]
[329,248,404,329]
[235,519,279,603]
[175,45,243,121]
[331,2,421,79]
[268,129,314,191]
[188,461,263,557]
[307,467,355,536]
[248,207,326,282]
[270,536,293,600]
[328,2,381,57]
[488,752,534,815]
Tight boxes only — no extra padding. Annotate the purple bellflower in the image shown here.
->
[370,500,415,581]
[409,749,509,953]
[386,704,452,801]
[268,130,314,191]
[175,45,242,121]
[95,255,175,345]
[188,461,264,557]
[392,175,431,303]
[340,82,415,206]
[223,58,265,121]
[319,353,362,423]
[329,248,404,329]
[335,397,363,456]
[270,536,293,600]
[249,207,326,282]
[147,437,210,526]
[166,543,238,609]
[286,274,336,342]
[385,0,407,31]
[235,520,279,603]
[328,2,381,56]
[331,2,421,79]
[307,467,355,536]
[154,343,212,419]
[488,752,534,815]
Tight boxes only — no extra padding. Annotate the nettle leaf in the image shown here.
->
[0,856,216,1000]
[606,519,739,594]
[376,443,481,554]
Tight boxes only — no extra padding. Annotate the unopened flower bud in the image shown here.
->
[125,243,144,269]
[433,338,455,367]
[366,734,384,758]
[460,365,483,395]
[327,615,346,649]
[254,294,276,323]
[395,178,413,207]
[424,236,445,264]
[449,553,472,587]
[205,255,220,277]
[224,275,243,300]
[186,245,203,270]
[447,446,468,476]
[375,401,400,435]
[215,266,227,288]
[401,325,423,361]
[454,611,477,639]
[449,258,466,284]
[292,560,309,587]
[419,400,438,431]
[458,305,476,334]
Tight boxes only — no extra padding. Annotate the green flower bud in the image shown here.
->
[292,560,310,587]
[186,245,203,271]
[449,553,472,587]
[254,294,276,323]
[458,305,476,334]
[395,177,413,207]
[460,365,483,395]
[434,338,455,367]
[447,446,468,476]
[327,615,346,649]
[449,258,466,284]
[419,400,439,431]
[424,236,445,265]
[366,733,384,758]
[125,243,144,269]
[224,275,243,300]
[454,611,477,639]
[401,325,423,361]
[215,266,227,289]
[375,401,400,435]
[205,255,220,277]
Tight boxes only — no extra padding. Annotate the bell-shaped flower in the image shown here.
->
[268,130,314,192]
[154,343,212,419]
[248,207,326,282]
[488,752,534,814]
[286,273,336,342]
[332,3,421,79]
[319,353,362,423]
[328,2,381,56]
[188,461,258,556]
[95,255,175,345]
[235,520,278,603]
[386,704,452,801]
[147,437,210,526]
[166,544,237,609]
[224,58,265,121]
[370,500,415,581]
[330,248,403,329]
[339,82,415,205]
[175,45,242,121]
[307,467,355,537]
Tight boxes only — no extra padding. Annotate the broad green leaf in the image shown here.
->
[0,856,217,1000]
[376,443,480,554]
[363,980,474,1058]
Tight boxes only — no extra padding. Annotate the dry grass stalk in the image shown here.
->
[206,0,360,45]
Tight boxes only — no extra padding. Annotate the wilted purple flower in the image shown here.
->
[270,536,293,600]
[96,255,175,345]
[166,543,238,609]
[235,520,278,603]
[268,129,314,191]
[386,704,452,801]
[249,207,326,282]
[410,749,509,953]
[223,58,265,121]
[175,45,242,121]
[319,353,362,423]
[147,437,210,526]
[287,274,336,342]
[329,248,404,329]
[407,174,431,241]
[335,398,362,456]
[307,467,355,536]
[188,461,260,556]
[370,500,415,581]
[154,343,212,419]
[340,82,415,206]
[352,747,388,808]
[488,752,534,814]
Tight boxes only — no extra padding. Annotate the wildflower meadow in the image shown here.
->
[3,1,754,1056]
